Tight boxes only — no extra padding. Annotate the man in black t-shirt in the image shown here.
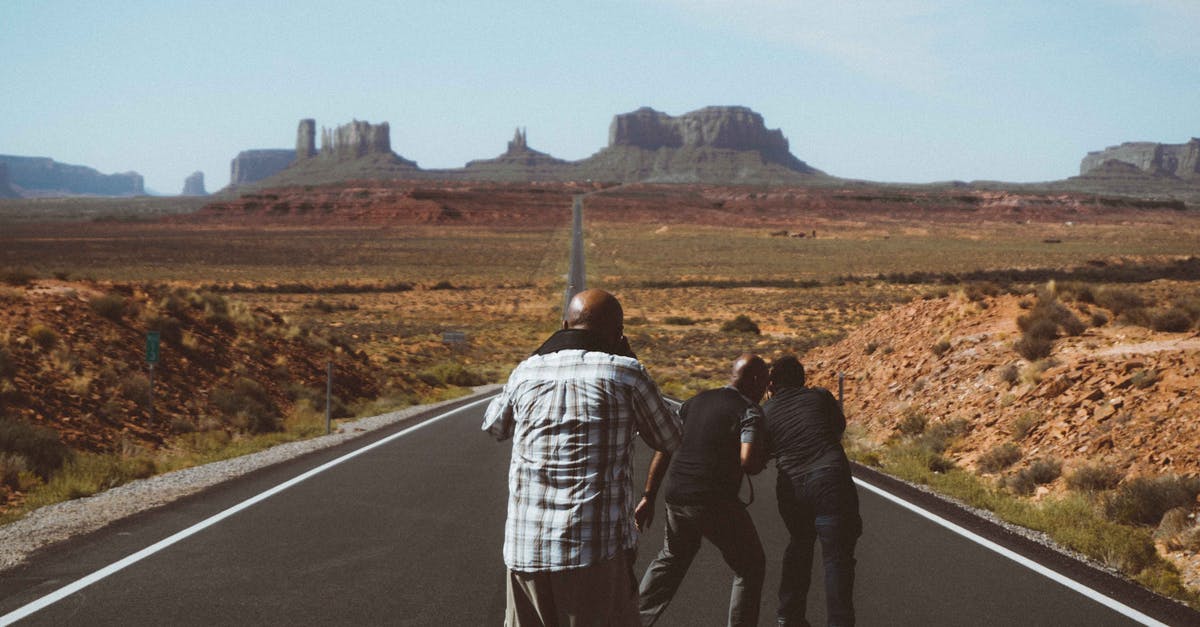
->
[763,355,862,627]
[635,354,769,627]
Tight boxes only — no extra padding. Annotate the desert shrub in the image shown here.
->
[931,339,951,357]
[1151,307,1192,332]
[144,314,183,346]
[1001,470,1036,496]
[864,341,878,355]
[89,294,127,321]
[720,315,760,335]
[998,364,1019,386]
[1066,463,1125,493]
[977,442,1022,473]
[1130,368,1158,389]
[1153,507,1194,549]
[210,378,280,433]
[0,416,71,479]
[896,409,927,436]
[28,324,59,350]
[27,452,156,505]
[1026,458,1063,484]
[284,383,352,420]
[169,416,196,434]
[0,346,15,380]
[917,418,970,453]
[1010,411,1040,439]
[1104,475,1200,526]
[1090,311,1109,327]
[119,374,151,402]
[1,267,37,286]
[0,451,28,490]
[418,362,486,388]
[160,292,191,317]
[662,316,697,326]
[430,280,456,290]
[963,282,1001,302]
[1095,287,1146,317]
[1014,335,1053,361]
[1173,295,1200,320]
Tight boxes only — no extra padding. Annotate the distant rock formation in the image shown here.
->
[223,108,823,190]
[0,163,19,199]
[1081,139,1200,180]
[606,106,809,170]
[181,171,207,196]
[461,127,569,180]
[0,155,144,197]
[319,120,392,159]
[296,119,317,159]
[576,106,822,183]
[229,149,295,186]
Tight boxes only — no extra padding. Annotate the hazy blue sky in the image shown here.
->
[2,1,1197,193]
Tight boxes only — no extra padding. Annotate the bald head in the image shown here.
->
[730,353,769,402]
[564,289,624,348]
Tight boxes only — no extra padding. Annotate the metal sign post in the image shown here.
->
[838,371,845,410]
[146,331,161,421]
[326,361,333,435]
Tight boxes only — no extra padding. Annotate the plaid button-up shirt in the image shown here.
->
[483,349,682,572]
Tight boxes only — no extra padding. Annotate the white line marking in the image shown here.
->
[853,476,1166,626]
[0,395,497,626]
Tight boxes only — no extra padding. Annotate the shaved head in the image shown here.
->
[564,289,624,348]
[730,353,769,402]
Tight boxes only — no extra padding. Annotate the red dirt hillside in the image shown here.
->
[805,287,1200,478]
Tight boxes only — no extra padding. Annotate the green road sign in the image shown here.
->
[146,331,161,363]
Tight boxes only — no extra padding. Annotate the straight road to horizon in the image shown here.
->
[0,396,1177,626]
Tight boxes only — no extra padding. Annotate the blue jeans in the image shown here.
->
[776,465,862,627]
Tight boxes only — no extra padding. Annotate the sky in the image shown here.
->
[2,1,1198,193]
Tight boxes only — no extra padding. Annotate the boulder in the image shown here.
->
[181,171,207,196]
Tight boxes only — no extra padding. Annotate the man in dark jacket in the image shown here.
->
[763,355,862,627]
[635,354,770,627]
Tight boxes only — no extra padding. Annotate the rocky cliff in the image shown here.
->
[319,120,392,160]
[181,171,207,196]
[576,106,823,183]
[0,155,144,197]
[0,163,19,199]
[229,150,295,186]
[1081,139,1200,180]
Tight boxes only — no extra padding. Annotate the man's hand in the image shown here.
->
[634,495,655,532]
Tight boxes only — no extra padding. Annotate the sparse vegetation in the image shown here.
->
[0,416,71,479]
[1104,475,1200,527]
[1010,411,1040,440]
[719,314,760,334]
[28,324,59,351]
[1067,463,1125,493]
[89,293,127,321]
[931,339,951,357]
[210,378,281,434]
[662,316,697,326]
[977,442,1022,473]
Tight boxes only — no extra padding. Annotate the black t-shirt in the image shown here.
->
[664,387,764,505]
[762,386,848,480]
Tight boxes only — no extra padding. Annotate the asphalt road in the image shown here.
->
[0,395,1186,625]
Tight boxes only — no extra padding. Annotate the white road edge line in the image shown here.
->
[853,476,1165,627]
[0,395,497,626]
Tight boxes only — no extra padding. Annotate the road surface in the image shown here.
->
[0,395,1189,625]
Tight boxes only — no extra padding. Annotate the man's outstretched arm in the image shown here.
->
[635,450,672,532]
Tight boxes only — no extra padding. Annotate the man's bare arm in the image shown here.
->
[634,450,672,532]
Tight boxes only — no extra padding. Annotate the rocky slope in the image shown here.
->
[806,289,1200,478]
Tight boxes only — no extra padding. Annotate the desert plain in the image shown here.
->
[2,180,1200,605]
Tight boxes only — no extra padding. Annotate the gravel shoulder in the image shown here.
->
[0,385,501,573]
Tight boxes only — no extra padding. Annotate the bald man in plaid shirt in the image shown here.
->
[484,289,682,626]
